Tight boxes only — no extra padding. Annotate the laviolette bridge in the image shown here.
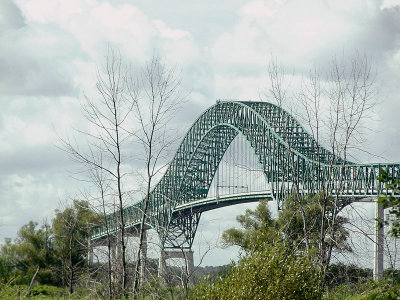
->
[90,101,400,279]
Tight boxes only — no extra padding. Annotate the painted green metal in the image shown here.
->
[91,101,400,248]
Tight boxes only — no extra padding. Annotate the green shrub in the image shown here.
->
[191,242,322,300]
[0,256,14,284]
[325,280,400,300]
[0,284,66,299]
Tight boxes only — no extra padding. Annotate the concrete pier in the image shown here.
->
[373,200,384,281]
[158,248,194,285]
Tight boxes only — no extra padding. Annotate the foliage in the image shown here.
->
[324,279,400,300]
[192,264,231,283]
[0,285,64,299]
[191,241,322,300]
[325,263,371,289]
[222,195,351,256]
[221,199,278,251]
[53,200,97,257]
[135,276,187,300]
[279,193,351,254]
[0,200,98,292]
[0,248,14,284]
[377,169,400,237]
[52,199,99,292]
[324,280,375,300]
[0,221,58,285]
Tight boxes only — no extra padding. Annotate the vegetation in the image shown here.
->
[0,176,398,299]
[52,200,98,293]
[222,195,351,272]
[0,201,97,296]
[0,201,399,300]
[1,221,58,286]
[192,241,322,300]
[221,199,277,251]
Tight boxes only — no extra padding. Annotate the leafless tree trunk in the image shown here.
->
[177,245,211,300]
[267,51,376,274]
[324,52,375,268]
[267,58,311,251]
[87,163,114,299]
[25,266,40,298]
[60,48,133,294]
[61,48,185,297]
[130,55,185,298]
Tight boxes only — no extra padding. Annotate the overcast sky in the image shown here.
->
[1,0,400,266]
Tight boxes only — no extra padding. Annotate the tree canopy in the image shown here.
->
[0,200,98,292]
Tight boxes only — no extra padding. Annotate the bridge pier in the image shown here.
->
[111,239,118,261]
[158,248,194,285]
[140,229,147,285]
[158,249,167,279]
[374,200,384,281]
[87,237,94,266]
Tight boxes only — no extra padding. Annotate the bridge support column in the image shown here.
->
[140,230,147,285]
[184,249,195,285]
[158,248,195,285]
[374,200,384,281]
[158,249,167,279]
[111,238,118,261]
[87,238,93,266]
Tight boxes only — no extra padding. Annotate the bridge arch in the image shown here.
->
[146,101,345,247]
[91,101,399,249]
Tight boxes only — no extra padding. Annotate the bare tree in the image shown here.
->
[61,48,185,297]
[60,48,133,294]
[266,51,376,273]
[324,52,375,269]
[176,241,214,300]
[267,58,311,252]
[86,162,114,299]
[130,55,185,297]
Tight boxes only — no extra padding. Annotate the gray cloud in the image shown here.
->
[0,28,81,97]
[0,0,83,98]
[0,0,25,31]
[0,145,72,175]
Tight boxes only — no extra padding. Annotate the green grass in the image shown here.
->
[0,284,67,299]
[1,280,400,299]
[324,280,400,300]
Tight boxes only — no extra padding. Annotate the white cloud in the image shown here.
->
[14,0,200,65]
[239,0,277,18]
[381,0,400,9]
[214,74,266,100]
[0,173,66,240]
[211,0,397,71]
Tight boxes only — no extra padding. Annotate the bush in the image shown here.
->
[191,242,322,300]
[0,284,66,299]
[325,263,372,288]
[0,256,14,284]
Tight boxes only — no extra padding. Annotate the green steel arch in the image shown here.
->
[91,101,400,248]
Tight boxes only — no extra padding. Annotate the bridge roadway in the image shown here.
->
[90,191,273,242]
[90,188,383,243]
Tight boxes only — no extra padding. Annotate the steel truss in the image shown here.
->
[91,101,400,248]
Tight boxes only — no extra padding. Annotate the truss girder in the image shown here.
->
[91,101,400,247]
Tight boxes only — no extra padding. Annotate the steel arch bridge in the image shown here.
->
[91,101,400,249]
